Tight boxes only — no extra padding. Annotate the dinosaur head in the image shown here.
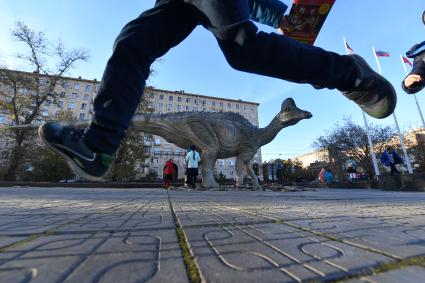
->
[278,98,312,126]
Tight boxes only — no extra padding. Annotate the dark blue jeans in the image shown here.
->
[85,0,356,154]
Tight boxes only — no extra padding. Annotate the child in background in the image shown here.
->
[163,158,175,189]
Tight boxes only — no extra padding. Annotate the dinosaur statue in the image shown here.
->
[14,98,310,187]
[131,98,312,189]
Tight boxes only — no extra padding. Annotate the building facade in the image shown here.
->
[0,70,262,180]
[139,88,262,180]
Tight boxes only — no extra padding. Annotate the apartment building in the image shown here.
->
[0,70,262,180]
[141,88,261,180]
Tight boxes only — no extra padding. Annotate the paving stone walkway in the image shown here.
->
[0,187,425,282]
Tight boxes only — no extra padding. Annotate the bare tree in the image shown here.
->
[313,117,397,178]
[0,21,89,180]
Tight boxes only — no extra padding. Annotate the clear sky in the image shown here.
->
[1,0,424,162]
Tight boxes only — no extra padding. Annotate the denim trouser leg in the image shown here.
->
[84,2,198,154]
[184,0,355,89]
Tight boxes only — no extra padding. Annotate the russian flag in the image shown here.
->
[375,50,391,57]
[402,56,413,67]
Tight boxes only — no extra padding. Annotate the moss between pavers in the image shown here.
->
[0,234,39,253]
[167,192,201,283]
[328,255,425,283]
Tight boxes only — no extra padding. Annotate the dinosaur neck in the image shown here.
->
[258,115,288,146]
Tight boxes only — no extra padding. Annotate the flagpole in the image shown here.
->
[372,46,382,74]
[343,37,349,53]
[343,38,381,179]
[372,47,413,174]
[399,54,425,128]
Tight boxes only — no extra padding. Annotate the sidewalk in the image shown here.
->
[1,187,425,282]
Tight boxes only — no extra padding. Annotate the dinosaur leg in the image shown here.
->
[201,151,219,188]
[244,162,262,190]
[235,158,244,187]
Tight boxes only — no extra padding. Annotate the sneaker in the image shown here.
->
[342,54,396,119]
[38,122,113,181]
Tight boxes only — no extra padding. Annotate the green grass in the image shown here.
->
[167,192,202,283]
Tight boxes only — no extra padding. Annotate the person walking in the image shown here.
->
[346,159,357,181]
[324,169,334,184]
[318,167,326,183]
[163,158,174,189]
[185,145,201,189]
[39,0,397,181]
[381,146,403,175]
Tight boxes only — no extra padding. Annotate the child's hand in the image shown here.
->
[278,15,293,34]
[404,74,423,88]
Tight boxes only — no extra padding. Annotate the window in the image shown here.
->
[69,93,77,99]
[218,160,224,166]
[148,102,154,109]
[158,103,163,110]
[81,103,87,110]
[220,102,223,107]
[41,110,49,117]
[202,108,206,112]
[154,138,161,146]
[186,98,190,103]
[177,105,182,111]
[58,101,64,108]
[79,113,85,120]
[177,96,182,102]
[83,94,89,100]
[95,85,100,92]
[202,100,206,106]
[159,94,164,100]
[169,95,173,101]
[85,85,91,92]
[144,135,152,142]
[236,104,240,110]
[62,82,68,89]
[228,160,234,166]
[60,91,66,98]
[73,83,80,90]
[149,93,154,98]
[185,106,190,111]
[68,102,75,109]
[228,103,231,108]
[167,104,173,110]
[194,98,198,105]
[194,107,198,111]
[211,101,216,106]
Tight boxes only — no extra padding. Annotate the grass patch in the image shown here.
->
[167,192,201,283]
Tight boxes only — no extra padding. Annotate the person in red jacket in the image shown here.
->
[163,159,175,189]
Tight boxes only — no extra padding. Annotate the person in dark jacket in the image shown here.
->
[39,0,397,181]
[402,11,425,94]
[380,146,403,175]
